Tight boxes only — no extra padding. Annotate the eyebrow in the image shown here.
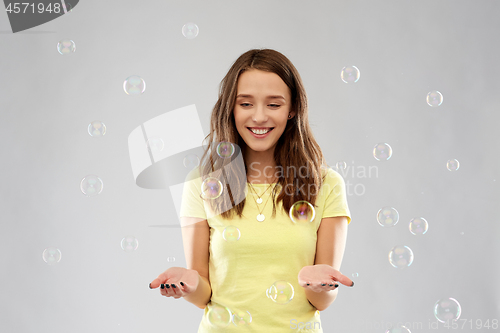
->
[236,94,286,100]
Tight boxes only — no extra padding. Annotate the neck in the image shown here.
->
[244,146,278,184]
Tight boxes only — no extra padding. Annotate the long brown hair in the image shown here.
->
[198,48,327,220]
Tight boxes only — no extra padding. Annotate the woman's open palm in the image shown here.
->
[150,267,199,299]
[298,264,353,293]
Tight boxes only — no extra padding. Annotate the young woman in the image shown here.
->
[150,48,353,332]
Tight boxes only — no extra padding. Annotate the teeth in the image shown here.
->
[250,128,272,135]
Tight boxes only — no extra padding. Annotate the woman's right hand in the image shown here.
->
[149,267,199,299]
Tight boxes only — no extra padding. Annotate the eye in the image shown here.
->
[239,104,281,108]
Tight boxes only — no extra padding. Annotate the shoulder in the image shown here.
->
[185,166,202,181]
[321,166,345,186]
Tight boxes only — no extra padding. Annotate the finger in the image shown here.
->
[164,283,185,298]
[150,274,168,289]
[333,273,354,287]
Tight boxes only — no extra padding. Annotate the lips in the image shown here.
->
[247,127,274,133]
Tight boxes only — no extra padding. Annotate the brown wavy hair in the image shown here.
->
[198,48,327,220]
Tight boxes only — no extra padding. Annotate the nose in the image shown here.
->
[252,105,268,123]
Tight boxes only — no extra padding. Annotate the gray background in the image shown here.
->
[1,0,499,332]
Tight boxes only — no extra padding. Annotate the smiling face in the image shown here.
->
[233,69,295,157]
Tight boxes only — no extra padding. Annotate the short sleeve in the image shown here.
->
[322,168,352,224]
[179,167,207,220]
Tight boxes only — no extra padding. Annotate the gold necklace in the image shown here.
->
[248,182,276,222]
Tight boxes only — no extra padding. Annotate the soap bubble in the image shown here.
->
[57,39,76,54]
[42,247,62,265]
[388,245,414,268]
[222,226,241,241]
[409,217,428,235]
[146,136,164,153]
[182,22,199,39]
[121,236,139,252]
[80,175,104,197]
[447,159,460,171]
[336,161,347,171]
[216,142,234,159]
[88,121,106,137]
[377,206,399,227]
[201,177,223,200]
[434,297,461,323]
[123,75,146,95]
[183,154,200,169]
[385,325,411,333]
[427,90,443,107]
[266,280,294,304]
[341,66,360,83]
[289,201,315,223]
[231,310,252,326]
[207,302,231,327]
[373,142,393,161]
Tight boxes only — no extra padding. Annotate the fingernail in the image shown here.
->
[180,282,184,286]
[351,281,354,287]
[321,284,326,286]
[329,284,333,287]
[166,284,170,288]
[335,284,339,288]
[306,283,310,286]
[161,284,164,289]
[149,283,152,289]
[171,284,176,288]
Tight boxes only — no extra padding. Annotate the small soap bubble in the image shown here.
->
[121,236,139,252]
[336,161,347,171]
[42,247,62,265]
[352,272,359,278]
[388,245,414,268]
[146,136,165,153]
[80,175,104,197]
[57,39,76,54]
[167,257,175,262]
[377,206,399,227]
[62,2,73,13]
[434,297,461,323]
[123,75,146,95]
[427,90,443,107]
[373,142,393,161]
[222,226,241,241]
[409,217,428,235]
[447,159,460,171]
[341,66,360,83]
[386,324,411,333]
[216,142,234,159]
[207,302,232,327]
[183,154,200,169]
[266,280,294,304]
[289,201,315,223]
[88,121,106,137]
[460,231,464,235]
[182,22,199,39]
[231,310,252,326]
[201,177,223,200]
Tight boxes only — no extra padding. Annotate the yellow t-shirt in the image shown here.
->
[179,167,351,333]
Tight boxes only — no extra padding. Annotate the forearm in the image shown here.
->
[183,274,212,309]
[305,286,339,311]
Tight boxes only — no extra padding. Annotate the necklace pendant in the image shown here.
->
[256,198,263,204]
[257,214,265,222]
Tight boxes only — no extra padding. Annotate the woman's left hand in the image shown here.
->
[298,264,353,293]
